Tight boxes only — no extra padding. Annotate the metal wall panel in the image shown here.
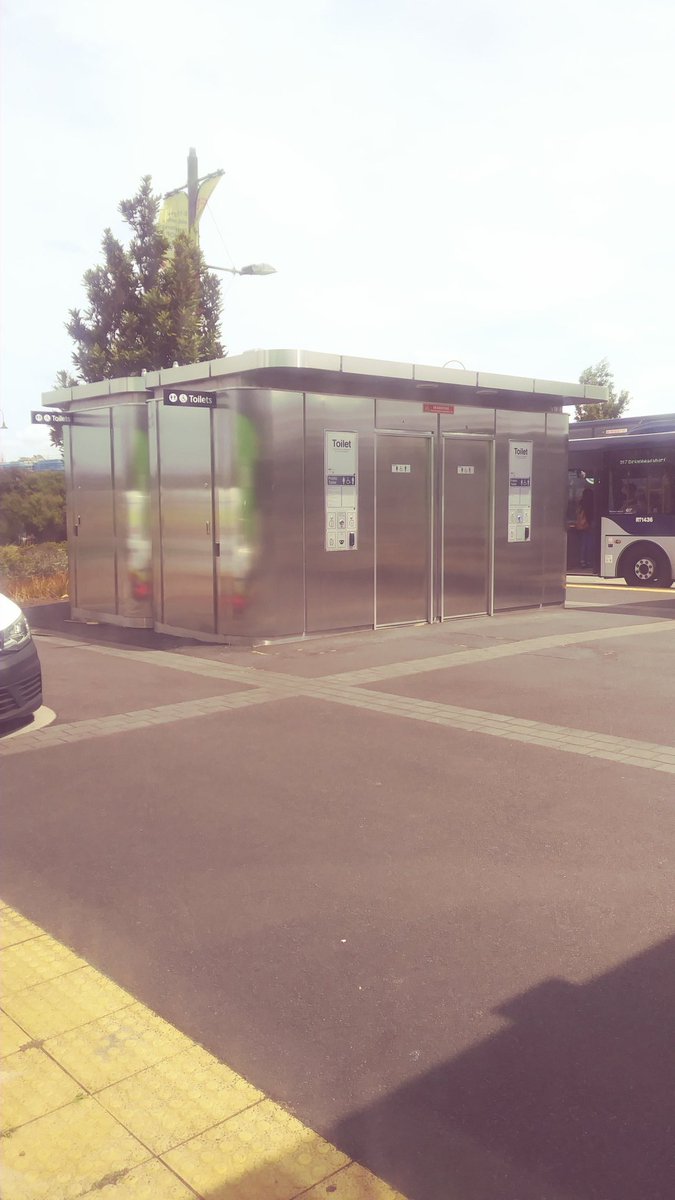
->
[213,390,305,639]
[112,405,152,621]
[542,412,568,604]
[70,411,116,613]
[62,426,77,610]
[375,398,437,432]
[147,400,163,626]
[493,410,547,610]
[157,405,215,633]
[439,405,496,436]
[442,437,491,617]
[376,433,432,625]
[305,394,375,633]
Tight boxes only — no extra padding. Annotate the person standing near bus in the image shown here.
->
[576,486,595,568]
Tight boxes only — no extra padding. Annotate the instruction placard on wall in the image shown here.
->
[508,440,533,542]
[325,431,358,551]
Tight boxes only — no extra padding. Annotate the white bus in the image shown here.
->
[568,414,675,588]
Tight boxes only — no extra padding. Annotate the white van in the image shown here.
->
[0,593,43,725]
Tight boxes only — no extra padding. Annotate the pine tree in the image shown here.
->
[59,177,224,386]
[574,359,630,421]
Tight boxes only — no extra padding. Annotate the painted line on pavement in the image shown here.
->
[566,602,616,608]
[567,583,675,595]
[0,903,405,1200]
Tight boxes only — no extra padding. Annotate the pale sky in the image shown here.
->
[2,0,674,461]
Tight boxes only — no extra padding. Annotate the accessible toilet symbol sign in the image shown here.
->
[508,440,533,542]
[325,431,358,551]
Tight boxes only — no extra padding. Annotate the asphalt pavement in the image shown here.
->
[2,582,674,1200]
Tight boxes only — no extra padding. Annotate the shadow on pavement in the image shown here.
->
[0,713,35,739]
[566,597,675,621]
[332,935,675,1200]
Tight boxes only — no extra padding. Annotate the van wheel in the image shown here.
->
[621,546,673,588]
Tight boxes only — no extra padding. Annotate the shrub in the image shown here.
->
[0,542,69,602]
[0,468,66,544]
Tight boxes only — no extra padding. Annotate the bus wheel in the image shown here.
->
[621,545,673,588]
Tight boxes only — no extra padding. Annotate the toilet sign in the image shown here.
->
[325,431,358,551]
[508,440,533,542]
[31,411,72,425]
[163,389,216,408]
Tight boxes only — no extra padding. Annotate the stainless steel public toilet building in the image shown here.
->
[42,350,605,642]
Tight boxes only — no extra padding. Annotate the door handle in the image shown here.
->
[206,520,211,535]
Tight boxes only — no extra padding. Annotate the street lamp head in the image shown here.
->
[206,263,277,276]
[238,263,277,276]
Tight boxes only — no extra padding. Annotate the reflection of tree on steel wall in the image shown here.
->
[127,422,152,604]
[219,414,260,616]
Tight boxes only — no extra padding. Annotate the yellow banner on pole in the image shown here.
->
[195,173,222,226]
[158,191,189,245]
[159,172,221,248]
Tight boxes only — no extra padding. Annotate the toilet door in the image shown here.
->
[376,433,432,625]
[442,436,492,618]
[70,413,116,613]
[158,405,216,633]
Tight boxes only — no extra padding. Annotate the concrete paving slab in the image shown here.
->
[4,602,675,1200]
[2,693,675,1199]
[35,638,251,723]
[363,633,675,745]
[167,604,672,679]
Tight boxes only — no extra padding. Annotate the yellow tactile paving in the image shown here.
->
[81,1159,196,1198]
[97,1042,264,1153]
[1,1046,83,1131]
[44,1001,195,1092]
[162,1098,350,1199]
[0,1098,150,1200]
[1,964,135,1039]
[0,903,407,1200]
[0,936,85,998]
[0,907,44,949]
[0,1011,31,1056]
